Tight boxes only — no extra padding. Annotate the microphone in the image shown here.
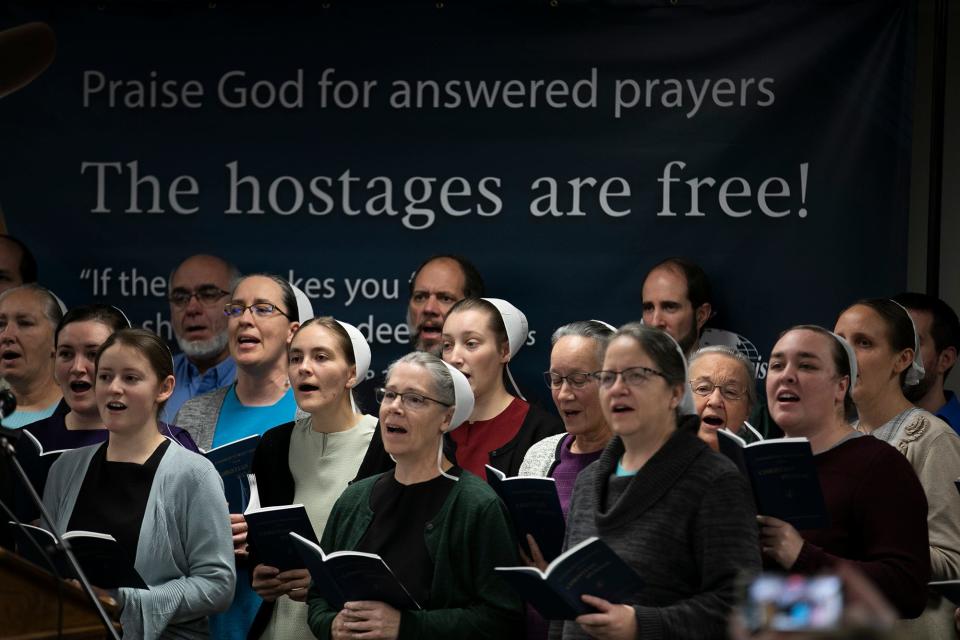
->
[0,389,16,419]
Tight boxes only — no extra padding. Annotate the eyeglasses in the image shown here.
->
[169,286,230,308]
[375,387,451,411]
[543,371,595,390]
[223,302,291,319]
[594,366,665,389]
[689,380,748,401]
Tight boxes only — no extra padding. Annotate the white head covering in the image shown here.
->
[829,331,859,390]
[49,290,67,316]
[482,297,528,400]
[483,298,528,358]
[590,319,617,332]
[335,320,371,383]
[437,360,475,482]
[890,300,925,386]
[440,360,474,432]
[334,319,371,414]
[290,284,314,324]
[110,304,132,329]
[659,329,697,416]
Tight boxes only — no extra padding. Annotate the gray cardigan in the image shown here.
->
[173,385,308,452]
[552,429,760,640]
[43,442,236,640]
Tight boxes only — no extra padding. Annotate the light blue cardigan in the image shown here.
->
[42,441,236,640]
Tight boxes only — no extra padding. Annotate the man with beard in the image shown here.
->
[641,257,713,357]
[407,254,485,354]
[894,292,960,432]
[351,255,485,480]
[164,254,240,420]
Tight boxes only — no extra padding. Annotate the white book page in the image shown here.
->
[244,473,262,513]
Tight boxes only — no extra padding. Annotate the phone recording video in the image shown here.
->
[743,573,843,632]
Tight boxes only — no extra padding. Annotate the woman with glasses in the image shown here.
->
[558,323,759,640]
[517,320,614,640]
[175,273,306,640]
[440,297,562,478]
[757,324,929,621]
[307,351,523,640]
[520,321,615,511]
[688,346,762,451]
[247,318,380,640]
[834,300,960,634]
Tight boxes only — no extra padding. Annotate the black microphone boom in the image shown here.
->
[0,389,16,419]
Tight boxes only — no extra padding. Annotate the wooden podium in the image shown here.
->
[0,548,120,639]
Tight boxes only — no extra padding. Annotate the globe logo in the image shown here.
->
[699,328,767,379]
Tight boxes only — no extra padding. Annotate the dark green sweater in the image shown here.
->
[306,470,524,640]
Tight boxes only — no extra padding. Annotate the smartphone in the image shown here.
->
[742,573,843,632]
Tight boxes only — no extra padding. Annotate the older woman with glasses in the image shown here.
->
[556,323,760,640]
[688,346,762,451]
[307,351,523,640]
[521,320,615,512]
[175,273,306,640]
[518,320,614,640]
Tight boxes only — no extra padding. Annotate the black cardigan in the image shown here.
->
[451,401,564,477]
[247,419,393,640]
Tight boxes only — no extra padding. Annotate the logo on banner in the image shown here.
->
[700,328,768,380]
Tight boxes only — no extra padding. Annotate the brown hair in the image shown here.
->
[96,328,174,416]
[56,304,130,348]
[840,299,915,387]
[289,317,363,412]
[781,324,856,421]
[445,297,508,352]
[290,317,355,366]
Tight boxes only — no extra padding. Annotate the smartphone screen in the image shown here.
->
[744,573,843,632]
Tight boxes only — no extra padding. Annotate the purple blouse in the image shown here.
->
[23,412,199,453]
[552,434,604,523]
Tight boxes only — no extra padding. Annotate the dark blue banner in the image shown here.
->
[0,0,916,402]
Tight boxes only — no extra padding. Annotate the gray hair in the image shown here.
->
[551,320,615,365]
[0,283,64,327]
[386,351,455,405]
[611,322,687,387]
[688,345,757,410]
[167,254,242,293]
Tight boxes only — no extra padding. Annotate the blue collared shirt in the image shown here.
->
[936,390,960,435]
[164,352,237,423]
